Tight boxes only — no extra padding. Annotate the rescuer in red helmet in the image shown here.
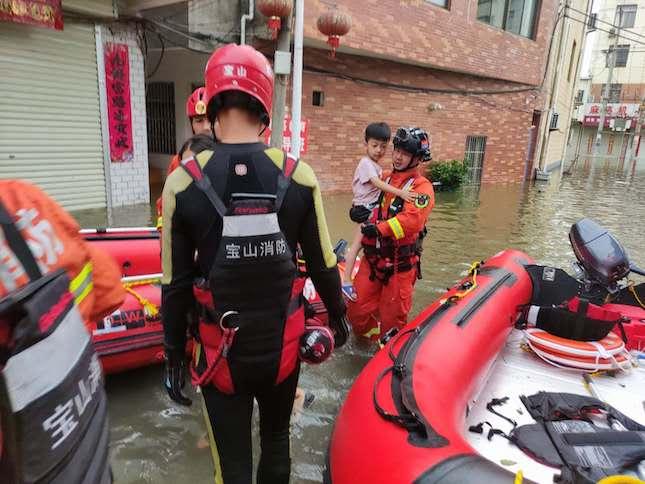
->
[348,127,435,341]
[155,87,217,229]
[160,44,349,484]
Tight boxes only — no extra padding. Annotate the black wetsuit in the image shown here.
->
[161,142,344,484]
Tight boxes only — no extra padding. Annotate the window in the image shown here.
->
[607,134,615,155]
[615,5,637,28]
[312,90,325,107]
[427,0,448,7]
[476,0,538,38]
[606,45,630,67]
[588,12,597,30]
[601,83,622,102]
[549,112,560,130]
[146,82,176,155]
[464,136,487,183]
[575,89,585,104]
[568,40,577,82]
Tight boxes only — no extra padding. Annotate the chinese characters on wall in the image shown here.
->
[104,43,134,162]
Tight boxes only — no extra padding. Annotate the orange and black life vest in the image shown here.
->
[362,176,427,284]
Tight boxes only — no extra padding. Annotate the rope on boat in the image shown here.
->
[122,276,161,318]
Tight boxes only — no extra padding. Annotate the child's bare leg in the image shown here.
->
[343,226,363,283]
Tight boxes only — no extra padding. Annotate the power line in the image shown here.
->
[564,10,645,47]
[567,4,645,42]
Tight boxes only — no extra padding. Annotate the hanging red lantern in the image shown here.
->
[316,9,352,59]
[257,0,293,40]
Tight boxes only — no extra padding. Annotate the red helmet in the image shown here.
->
[204,44,274,120]
[186,87,207,118]
[299,320,335,365]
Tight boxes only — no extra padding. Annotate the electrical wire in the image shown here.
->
[146,31,165,79]
[567,4,645,42]
[565,11,645,47]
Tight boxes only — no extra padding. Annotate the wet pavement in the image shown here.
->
[72,156,645,483]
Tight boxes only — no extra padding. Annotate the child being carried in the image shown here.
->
[342,122,416,301]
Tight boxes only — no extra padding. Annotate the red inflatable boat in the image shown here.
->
[327,218,645,483]
[327,249,534,483]
[82,227,343,374]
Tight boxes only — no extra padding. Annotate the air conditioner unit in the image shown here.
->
[549,112,560,130]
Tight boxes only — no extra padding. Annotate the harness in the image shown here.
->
[362,176,426,284]
[180,151,303,393]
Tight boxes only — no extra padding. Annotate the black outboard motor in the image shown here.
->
[569,219,631,287]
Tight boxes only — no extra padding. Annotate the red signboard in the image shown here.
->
[264,115,309,156]
[0,0,63,30]
[105,43,134,163]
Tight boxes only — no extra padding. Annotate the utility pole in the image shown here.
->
[595,10,621,152]
[270,10,293,149]
[290,0,304,157]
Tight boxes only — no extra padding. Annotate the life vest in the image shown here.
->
[181,152,305,394]
[361,176,426,284]
[0,201,110,484]
[523,265,626,341]
[512,392,645,484]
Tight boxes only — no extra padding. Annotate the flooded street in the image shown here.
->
[73,158,645,483]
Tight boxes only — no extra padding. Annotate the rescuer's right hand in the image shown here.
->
[361,223,379,239]
[164,347,192,406]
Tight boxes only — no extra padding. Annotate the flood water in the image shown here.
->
[73,157,645,483]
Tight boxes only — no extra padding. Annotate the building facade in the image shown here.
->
[144,0,589,192]
[0,0,150,211]
[568,0,645,162]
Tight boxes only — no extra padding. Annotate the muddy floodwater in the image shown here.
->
[72,157,645,483]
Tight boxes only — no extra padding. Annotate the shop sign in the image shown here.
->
[264,115,309,156]
[0,0,63,30]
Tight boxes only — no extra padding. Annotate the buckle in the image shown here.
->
[219,311,240,332]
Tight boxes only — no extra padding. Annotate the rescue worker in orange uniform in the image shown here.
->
[0,180,125,324]
[1,179,124,483]
[348,127,434,340]
[156,87,214,229]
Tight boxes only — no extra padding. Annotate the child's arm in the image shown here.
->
[370,176,416,202]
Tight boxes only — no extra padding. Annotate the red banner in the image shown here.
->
[0,0,63,30]
[105,43,134,163]
[263,115,309,156]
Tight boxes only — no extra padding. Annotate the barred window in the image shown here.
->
[146,82,176,155]
[464,136,487,183]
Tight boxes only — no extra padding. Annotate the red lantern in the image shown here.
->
[316,9,351,58]
[257,0,293,40]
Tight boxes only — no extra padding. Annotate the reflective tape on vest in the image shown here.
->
[222,213,280,237]
[69,262,93,306]
[3,304,91,412]
[387,218,405,240]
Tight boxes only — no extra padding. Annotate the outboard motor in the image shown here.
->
[569,218,631,288]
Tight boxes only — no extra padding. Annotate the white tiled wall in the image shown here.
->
[100,25,150,207]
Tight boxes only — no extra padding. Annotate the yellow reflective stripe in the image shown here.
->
[363,326,380,339]
[387,218,405,240]
[69,262,93,305]
[156,216,163,229]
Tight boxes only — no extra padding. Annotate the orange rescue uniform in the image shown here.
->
[348,167,434,338]
[0,180,125,325]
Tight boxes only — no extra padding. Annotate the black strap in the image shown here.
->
[275,152,298,213]
[0,200,42,281]
[180,157,228,217]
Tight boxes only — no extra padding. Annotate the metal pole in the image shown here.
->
[595,10,621,152]
[290,0,304,157]
[271,10,293,149]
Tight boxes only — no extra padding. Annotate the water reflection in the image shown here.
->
[73,157,644,483]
